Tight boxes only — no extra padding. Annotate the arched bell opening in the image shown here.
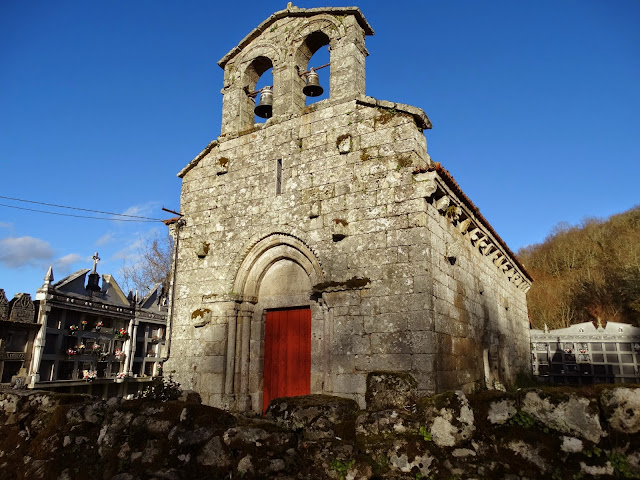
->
[244,56,274,123]
[296,31,331,106]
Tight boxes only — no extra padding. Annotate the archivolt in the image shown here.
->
[232,233,324,299]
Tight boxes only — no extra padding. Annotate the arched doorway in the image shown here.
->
[230,234,324,412]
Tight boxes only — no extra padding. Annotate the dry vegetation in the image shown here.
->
[120,231,173,295]
[518,205,640,329]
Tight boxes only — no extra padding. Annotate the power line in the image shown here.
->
[0,203,161,222]
[0,195,164,221]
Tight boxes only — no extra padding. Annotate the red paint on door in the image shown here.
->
[263,307,311,413]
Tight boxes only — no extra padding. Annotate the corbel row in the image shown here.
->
[422,178,531,293]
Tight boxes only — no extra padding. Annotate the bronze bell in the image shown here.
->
[254,86,273,119]
[302,70,323,97]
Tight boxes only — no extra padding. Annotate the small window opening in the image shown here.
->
[276,159,283,195]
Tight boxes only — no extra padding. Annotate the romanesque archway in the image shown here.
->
[229,233,324,412]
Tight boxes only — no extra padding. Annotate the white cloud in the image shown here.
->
[112,237,144,261]
[96,231,116,246]
[116,202,161,222]
[0,222,12,229]
[54,253,86,272]
[0,236,54,268]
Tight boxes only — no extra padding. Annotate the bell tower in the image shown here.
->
[217,4,374,136]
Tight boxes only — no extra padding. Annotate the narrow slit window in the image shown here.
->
[276,159,283,195]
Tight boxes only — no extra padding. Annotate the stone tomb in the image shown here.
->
[166,5,532,412]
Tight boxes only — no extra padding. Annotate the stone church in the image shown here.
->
[166,5,532,412]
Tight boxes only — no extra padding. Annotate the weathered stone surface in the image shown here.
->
[267,394,358,440]
[507,440,549,472]
[522,390,604,443]
[178,390,202,404]
[487,398,516,425]
[365,371,418,411]
[600,387,640,434]
[580,461,615,476]
[0,289,8,321]
[356,409,419,437]
[1,386,640,479]
[223,425,294,452]
[560,436,584,453]
[387,439,435,477]
[197,436,232,468]
[8,293,35,323]
[419,391,475,447]
[176,426,215,447]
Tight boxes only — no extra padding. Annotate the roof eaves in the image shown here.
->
[178,140,218,178]
[415,163,532,282]
[52,269,90,289]
[357,95,432,130]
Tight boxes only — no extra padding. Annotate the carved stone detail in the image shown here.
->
[0,289,8,322]
[8,293,35,324]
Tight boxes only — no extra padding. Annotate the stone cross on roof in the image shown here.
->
[91,252,100,274]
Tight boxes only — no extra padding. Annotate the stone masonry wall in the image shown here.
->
[2,380,639,479]
[167,95,530,410]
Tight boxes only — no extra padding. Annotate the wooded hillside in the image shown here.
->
[518,205,640,330]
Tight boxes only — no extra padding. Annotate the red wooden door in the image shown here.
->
[263,307,311,413]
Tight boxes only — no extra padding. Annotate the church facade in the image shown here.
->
[166,6,532,412]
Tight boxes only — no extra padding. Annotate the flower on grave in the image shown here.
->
[114,349,125,360]
[92,344,102,353]
[66,348,77,356]
[115,328,130,340]
[77,343,85,351]
[116,372,127,379]
[69,325,79,332]
[81,320,88,325]
[83,370,97,381]
[95,321,103,327]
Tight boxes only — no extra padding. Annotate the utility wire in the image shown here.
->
[0,203,161,222]
[0,195,164,221]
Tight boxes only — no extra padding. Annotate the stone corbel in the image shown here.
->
[416,179,437,199]
[435,195,450,213]
[214,157,229,175]
[468,228,482,243]
[331,219,349,242]
[309,201,321,219]
[457,218,472,234]
[482,244,495,256]
[494,256,507,268]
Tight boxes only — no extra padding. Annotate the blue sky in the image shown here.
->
[1,1,639,297]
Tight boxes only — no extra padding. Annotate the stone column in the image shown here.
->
[236,301,255,411]
[329,19,367,101]
[273,60,305,117]
[224,310,238,401]
[220,58,262,136]
[28,299,51,387]
[125,320,137,376]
